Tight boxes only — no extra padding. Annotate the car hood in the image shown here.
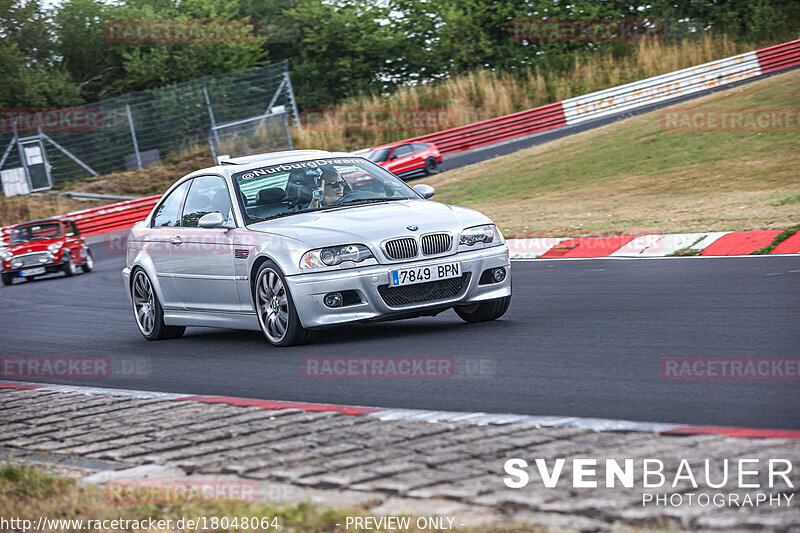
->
[6,238,62,254]
[247,199,492,250]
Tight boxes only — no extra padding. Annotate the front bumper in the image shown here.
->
[286,245,511,328]
[3,261,67,277]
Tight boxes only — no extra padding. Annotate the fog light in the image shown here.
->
[492,267,506,282]
[11,259,22,269]
[324,292,343,308]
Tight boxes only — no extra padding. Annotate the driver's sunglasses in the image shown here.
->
[325,181,345,189]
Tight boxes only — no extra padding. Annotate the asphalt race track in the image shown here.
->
[1,241,798,430]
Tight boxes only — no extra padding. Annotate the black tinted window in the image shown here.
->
[152,181,189,227]
[182,176,232,228]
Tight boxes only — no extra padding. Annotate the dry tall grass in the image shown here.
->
[292,34,773,152]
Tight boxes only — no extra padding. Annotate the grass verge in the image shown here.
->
[421,69,800,238]
[1,463,545,533]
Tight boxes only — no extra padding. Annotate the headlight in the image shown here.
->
[300,244,374,269]
[1,250,12,261]
[48,243,61,254]
[459,224,502,247]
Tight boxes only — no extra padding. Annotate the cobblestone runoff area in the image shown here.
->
[2,387,799,532]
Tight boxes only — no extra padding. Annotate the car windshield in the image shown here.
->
[233,157,419,224]
[366,147,392,163]
[10,222,62,244]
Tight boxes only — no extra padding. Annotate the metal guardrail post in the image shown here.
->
[126,95,143,169]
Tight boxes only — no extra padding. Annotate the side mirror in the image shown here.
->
[413,184,435,199]
[198,212,226,229]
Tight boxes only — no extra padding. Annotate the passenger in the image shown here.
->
[309,167,346,208]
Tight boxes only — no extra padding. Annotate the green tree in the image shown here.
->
[0,0,81,108]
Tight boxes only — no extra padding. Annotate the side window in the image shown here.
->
[152,181,189,228]
[69,221,80,237]
[181,176,232,228]
[393,144,413,158]
[413,143,429,152]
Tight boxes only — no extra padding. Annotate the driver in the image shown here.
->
[309,167,346,208]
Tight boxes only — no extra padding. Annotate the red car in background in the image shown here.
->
[1,217,93,286]
[366,141,442,179]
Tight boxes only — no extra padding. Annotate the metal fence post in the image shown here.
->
[14,121,32,192]
[282,113,294,150]
[284,68,302,129]
[203,76,220,145]
[125,95,143,169]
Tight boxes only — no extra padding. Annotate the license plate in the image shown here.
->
[20,267,46,277]
[391,262,461,287]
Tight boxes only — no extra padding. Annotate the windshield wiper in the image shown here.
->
[258,207,317,222]
[337,198,404,206]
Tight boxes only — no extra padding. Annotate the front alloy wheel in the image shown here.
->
[255,261,313,347]
[63,253,79,277]
[81,249,94,273]
[131,269,184,340]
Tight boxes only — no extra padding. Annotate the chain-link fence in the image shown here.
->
[0,59,299,195]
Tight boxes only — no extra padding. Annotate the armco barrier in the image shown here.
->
[1,41,797,243]
[1,195,160,244]
[406,39,799,155]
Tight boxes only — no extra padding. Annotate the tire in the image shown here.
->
[423,157,439,175]
[454,295,511,323]
[254,260,314,347]
[81,249,94,273]
[131,268,185,340]
[2,273,12,286]
[62,253,79,277]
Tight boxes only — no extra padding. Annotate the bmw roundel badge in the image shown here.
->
[407,225,418,231]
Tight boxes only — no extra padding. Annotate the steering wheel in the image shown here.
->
[334,190,380,205]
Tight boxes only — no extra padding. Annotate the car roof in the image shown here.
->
[12,217,71,228]
[218,150,332,166]
[369,141,425,151]
[185,150,365,179]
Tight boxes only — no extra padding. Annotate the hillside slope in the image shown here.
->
[422,69,799,237]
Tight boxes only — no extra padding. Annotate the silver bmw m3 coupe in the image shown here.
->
[122,150,511,346]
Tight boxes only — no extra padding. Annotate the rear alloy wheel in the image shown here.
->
[424,157,439,175]
[62,253,79,277]
[454,295,511,323]
[255,261,314,347]
[131,269,185,340]
[1,273,12,286]
[81,249,94,273]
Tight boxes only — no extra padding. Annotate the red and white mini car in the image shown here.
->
[366,141,443,179]
[1,217,93,285]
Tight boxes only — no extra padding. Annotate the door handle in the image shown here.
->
[170,236,183,246]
